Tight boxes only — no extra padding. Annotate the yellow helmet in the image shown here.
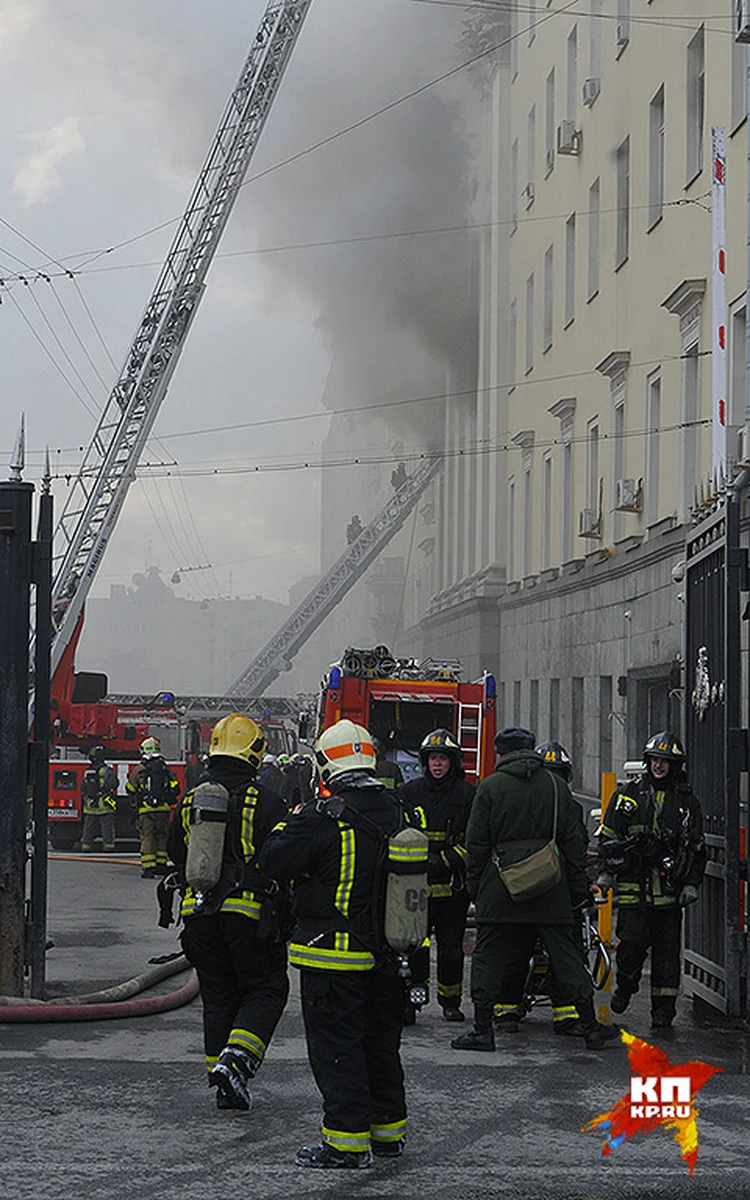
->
[315,719,376,785]
[209,713,266,768]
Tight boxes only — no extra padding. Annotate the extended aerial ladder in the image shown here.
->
[225,454,442,696]
[49,0,313,679]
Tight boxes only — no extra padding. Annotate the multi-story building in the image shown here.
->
[423,1,748,798]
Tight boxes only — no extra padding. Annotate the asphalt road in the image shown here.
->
[0,857,748,1200]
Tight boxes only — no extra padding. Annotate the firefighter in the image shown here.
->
[531,741,590,1036]
[373,738,404,792]
[399,728,474,1023]
[598,731,706,1029]
[126,736,180,878]
[452,727,618,1052]
[260,719,408,1168]
[79,746,118,853]
[166,713,289,1111]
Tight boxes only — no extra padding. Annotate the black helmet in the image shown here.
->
[419,728,462,770]
[494,727,536,756]
[88,745,106,765]
[536,741,573,781]
[643,731,686,764]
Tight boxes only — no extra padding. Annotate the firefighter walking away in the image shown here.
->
[167,713,289,1111]
[261,718,428,1168]
[127,736,180,877]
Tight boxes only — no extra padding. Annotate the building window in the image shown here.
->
[567,26,578,122]
[612,400,625,542]
[686,26,705,182]
[523,461,533,576]
[549,677,560,741]
[509,297,517,391]
[530,679,540,736]
[616,0,630,56]
[571,677,584,789]
[616,136,630,269]
[543,244,554,351]
[586,419,600,516]
[564,214,576,327]
[511,138,518,233]
[546,69,555,175]
[528,0,537,45]
[599,676,613,776]
[527,105,536,204]
[513,680,522,726]
[648,86,665,229]
[541,452,552,569]
[645,371,661,526]
[588,178,600,300]
[731,35,748,132]
[589,0,602,85]
[525,272,535,374]
[508,476,516,579]
[562,439,573,560]
[681,345,700,518]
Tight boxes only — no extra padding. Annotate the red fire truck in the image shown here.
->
[316,646,497,785]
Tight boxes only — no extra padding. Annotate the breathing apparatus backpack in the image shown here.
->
[141,757,171,807]
[81,767,102,804]
[184,781,231,897]
[320,794,429,958]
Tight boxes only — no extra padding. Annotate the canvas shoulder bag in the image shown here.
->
[492,774,562,902]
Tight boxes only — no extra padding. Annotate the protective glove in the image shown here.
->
[595,871,616,892]
[678,884,699,907]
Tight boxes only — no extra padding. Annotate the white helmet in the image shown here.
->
[315,719,376,786]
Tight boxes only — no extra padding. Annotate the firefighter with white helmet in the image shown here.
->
[167,713,289,1112]
[260,718,413,1168]
[126,735,180,877]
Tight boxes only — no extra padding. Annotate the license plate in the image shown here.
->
[48,809,79,819]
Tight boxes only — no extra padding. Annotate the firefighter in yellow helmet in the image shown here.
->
[126,736,180,877]
[260,719,409,1168]
[167,713,289,1112]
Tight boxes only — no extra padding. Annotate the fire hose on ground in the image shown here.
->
[0,953,198,1023]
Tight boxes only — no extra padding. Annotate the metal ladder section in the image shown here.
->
[457,700,482,777]
[49,0,314,679]
[226,456,443,697]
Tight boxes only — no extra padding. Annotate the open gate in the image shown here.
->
[684,498,746,1016]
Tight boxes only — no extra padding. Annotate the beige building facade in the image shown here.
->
[422,2,750,798]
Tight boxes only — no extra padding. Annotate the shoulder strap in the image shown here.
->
[550,772,559,841]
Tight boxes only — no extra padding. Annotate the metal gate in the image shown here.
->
[684,498,746,1016]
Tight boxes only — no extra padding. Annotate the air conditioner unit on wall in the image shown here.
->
[578,507,602,538]
[582,77,601,107]
[737,0,750,41]
[522,180,535,208]
[614,477,643,513]
[557,120,581,156]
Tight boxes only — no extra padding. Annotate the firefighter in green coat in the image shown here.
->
[452,727,618,1052]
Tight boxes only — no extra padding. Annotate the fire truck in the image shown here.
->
[317,645,497,785]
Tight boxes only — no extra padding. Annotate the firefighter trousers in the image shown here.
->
[81,810,115,852]
[138,810,171,871]
[181,911,289,1074]
[300,966,407,1155]
[615,905,682,1021]
[409,892,469,1009]
[471,922,595,1028]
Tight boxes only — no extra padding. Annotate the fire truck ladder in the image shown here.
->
[226,455,443,697]
[457,699,482,778]
[49,0,313,678]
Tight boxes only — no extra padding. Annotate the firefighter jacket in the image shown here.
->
[126,758,180,815]
[400,769,474,899]
[599,773,706,908]
[167,760,288,922]
[259,773,401,973]
[466,751,590,924]
[80,764,118,816]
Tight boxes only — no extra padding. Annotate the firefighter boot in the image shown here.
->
[295,1144,374,1169]
[209,1046,257,1111]
[442,1004,465,1023]
[451,1008,495,1051]
[610,984,632,1014]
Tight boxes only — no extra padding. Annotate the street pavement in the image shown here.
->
[1,856,748,1200]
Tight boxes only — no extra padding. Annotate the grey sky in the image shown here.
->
[0,0,476,621]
